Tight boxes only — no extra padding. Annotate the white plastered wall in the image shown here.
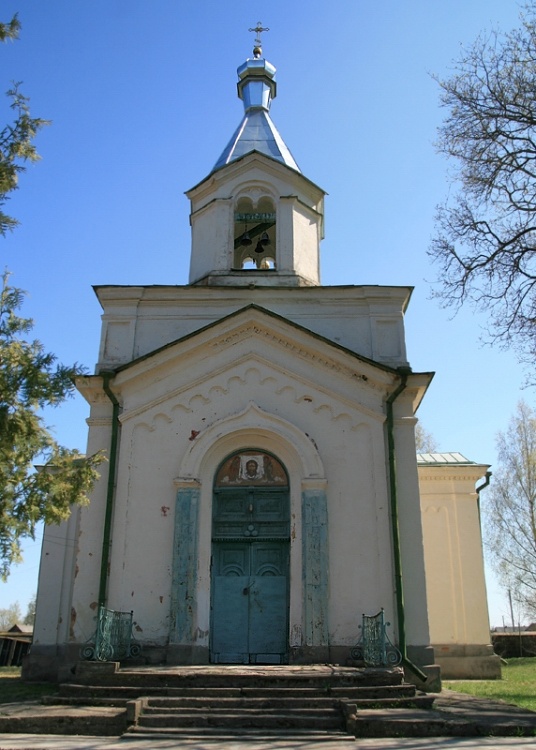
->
[81,313,404,654]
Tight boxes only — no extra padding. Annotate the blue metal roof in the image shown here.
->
[214,109,300,171]
[212,47,300,173]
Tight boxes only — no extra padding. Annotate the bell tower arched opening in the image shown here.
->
[210,449,290,664]
[233,196,276,271]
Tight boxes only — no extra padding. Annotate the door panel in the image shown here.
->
[249,575,288,656]
[211,576,249,663]
[211,537,289,664]
[251,540,287,576]
[217,542,248,576]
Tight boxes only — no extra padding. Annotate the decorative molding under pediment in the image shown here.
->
[210,321,387,391]
[118,359,384,432]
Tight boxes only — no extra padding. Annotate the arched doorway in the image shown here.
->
[210,450,290,664]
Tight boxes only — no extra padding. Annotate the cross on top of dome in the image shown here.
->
[248,21,270,58]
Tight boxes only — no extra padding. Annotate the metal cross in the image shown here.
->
[248,22,270,48]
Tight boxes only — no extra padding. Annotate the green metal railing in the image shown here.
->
[81,606,141,662]
[351,609,402,667]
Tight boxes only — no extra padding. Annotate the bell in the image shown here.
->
[254,241,264,254]
[240,232,252,246]
[260,231,270,246]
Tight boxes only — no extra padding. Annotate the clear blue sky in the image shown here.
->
[0,0,530,628]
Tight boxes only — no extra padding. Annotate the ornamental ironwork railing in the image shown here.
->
[350,609,402,667]
[80,606,141,662]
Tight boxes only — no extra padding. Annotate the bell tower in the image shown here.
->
[186,30,325,287]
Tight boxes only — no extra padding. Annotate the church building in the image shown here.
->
[26,34,500,685]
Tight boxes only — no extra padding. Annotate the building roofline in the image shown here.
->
[99,302,426,381]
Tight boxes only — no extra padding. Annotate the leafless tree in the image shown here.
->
[415,423,438,453]
[430,3,536,375]
[484,401,536,619]
[0,602,22,631]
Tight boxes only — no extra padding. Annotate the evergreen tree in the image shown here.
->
[0,275,104,580]
[0,16,104,579]
[0,13,49,236]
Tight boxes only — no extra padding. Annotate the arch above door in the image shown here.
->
[170,402,329,663]
[175,401,326,484]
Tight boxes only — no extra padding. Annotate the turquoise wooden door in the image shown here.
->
[211,451,290,664]
[211,540,289,663]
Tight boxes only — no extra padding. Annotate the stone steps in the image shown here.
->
[127,698,344,733]
[52,680,418,702]
[134,709,343,731]
[4,664,535,739]
[80,671,404,689]
[126,727,356,742]
[139,692,430,709]
[349,707,536,738]
[46,663,437,738]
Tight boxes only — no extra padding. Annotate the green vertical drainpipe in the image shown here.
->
[476,471,492,527]
[386,366,427,683]
[99,372,120,609]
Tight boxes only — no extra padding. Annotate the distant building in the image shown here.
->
[0,624,32,667]
[25,39,500,684]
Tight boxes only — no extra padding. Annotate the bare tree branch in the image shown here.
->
[484,401,536,618]
[430,5,536,378]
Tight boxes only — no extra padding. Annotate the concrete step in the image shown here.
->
[44,691,433,713]
[141,693,433,710]
[348,707,536,738]
[135,710,343,730]
[57,680,416,701]
[43,695,130,708]
[141,696,340,709]
[126,726,356,741]
[75,663,405,690]
[140,705,342,717]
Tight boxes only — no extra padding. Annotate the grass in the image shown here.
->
[444,658,536,712]
[0,666,57,705]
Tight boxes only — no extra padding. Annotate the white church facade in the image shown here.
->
[25,38,500,685]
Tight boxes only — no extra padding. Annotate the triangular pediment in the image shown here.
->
[76,305,432,419]
[116,304,394,381]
